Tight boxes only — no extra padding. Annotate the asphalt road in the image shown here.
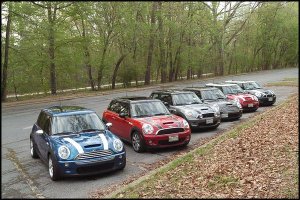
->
[1,68,298,198]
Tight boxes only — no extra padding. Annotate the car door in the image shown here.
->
[104,100,122,136]
[113,102,132,140]
[35,114,51,161]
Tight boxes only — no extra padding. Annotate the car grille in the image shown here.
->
[76,150,113,160]
[76,162,115,174]
[157,128,185,135]
[228,113,241,118]
[202,113,214,118]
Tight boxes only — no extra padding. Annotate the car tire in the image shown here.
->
[131,131,145,153]
[48,154,61,181]
[30,138,39,159]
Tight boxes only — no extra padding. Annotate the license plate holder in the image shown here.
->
[206,118,214,124]
[169,135,179,142]
[268,97,273,101]
[248,104,253,107]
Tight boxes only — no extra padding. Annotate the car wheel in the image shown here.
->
[30,138,39,159]
[48,154,60,181]
[131,131,145,153]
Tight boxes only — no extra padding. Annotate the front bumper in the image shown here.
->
[187,117,221,129]
[241,101,259,112]
[258,96,276,106]
[220,109,243,121]
[57,152,126,176]
[143,129,191,148]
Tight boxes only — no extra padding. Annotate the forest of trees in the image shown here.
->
[1,2,298,101]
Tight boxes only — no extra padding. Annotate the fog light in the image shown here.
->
[119,155,123,159]
[64,163,69,167]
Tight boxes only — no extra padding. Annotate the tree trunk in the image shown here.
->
[81,17,95,91]
[47,3,57,95]
[157,2,167,83]
[1,3,12,101]
[112,54,127,89]
[97,45,108,90]
[144,2,157,85]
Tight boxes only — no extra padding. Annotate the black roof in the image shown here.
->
[151,89,193,94]
[113,96,157,103]
[184,87,220,91]
[43,106,93,116]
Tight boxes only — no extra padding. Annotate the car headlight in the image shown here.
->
[58,145,70,159]
[183,110,198,119]
[269,90,275,95]
[236,101,242,109]
[253,96,258,101]
[182,119,189,129]
[113,138,123,152]
[142,123,154,134]
[211,104,220,112]
[254,92,262,97]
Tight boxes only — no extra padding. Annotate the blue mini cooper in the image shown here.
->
[30,106,126,181]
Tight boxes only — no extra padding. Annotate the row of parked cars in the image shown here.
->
[29,80,276,180]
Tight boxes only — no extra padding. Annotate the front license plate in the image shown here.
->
[248,104,253,107]
[169,135,179,142]
[221,113,228,118]
[268,97,273,101]
[206,118,214,124]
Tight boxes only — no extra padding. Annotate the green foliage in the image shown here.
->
[1,2,298,98]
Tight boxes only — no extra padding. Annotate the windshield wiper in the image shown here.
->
[80,128,103,132]
[55,131,76,135]
[191,102,200,104]
[136,114,152,118]
[154,113,167,116]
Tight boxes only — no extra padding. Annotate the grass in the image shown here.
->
[265,77,298,87]
[111,94,298,198]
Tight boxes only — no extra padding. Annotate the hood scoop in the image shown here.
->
[163,122,174,125]
[201,108,208,110]
[84,144,102,148]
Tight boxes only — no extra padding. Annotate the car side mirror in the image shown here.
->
[36,130,43,134]
[119,112,127,118]
[106,122,112,128]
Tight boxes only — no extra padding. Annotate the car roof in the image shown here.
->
[184,87,220,91]
[151,89,193,94]
[114,96,159,103]
[43,106,94,116]
[206,83,238,87]
[225,80,256,84]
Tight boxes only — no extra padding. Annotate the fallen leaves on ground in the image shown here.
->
[115,95,298,198]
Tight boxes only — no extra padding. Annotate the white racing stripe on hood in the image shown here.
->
[64,138,84,154]
[98,134,108,150]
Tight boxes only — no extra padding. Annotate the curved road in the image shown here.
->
[1,68,298,198]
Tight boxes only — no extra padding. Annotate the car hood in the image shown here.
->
[50,130,118,157]
[247,88,274,95]
[227,93,256,101]
[204,99,236,109]
[136,115,184,129]
[174,104,215,114]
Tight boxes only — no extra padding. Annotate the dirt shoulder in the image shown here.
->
[108,94,299,198]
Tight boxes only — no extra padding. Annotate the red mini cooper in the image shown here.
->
[205,83,259,112]
[102,96,191,152]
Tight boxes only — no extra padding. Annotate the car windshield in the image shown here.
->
[52,113,105,135]
[172,93,202,105]
[201,89,226,100]
[131,101,170,118]
[222,85,244,95]
[244,82,262,89]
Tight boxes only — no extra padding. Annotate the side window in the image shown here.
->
[195,91,202,98]
[119,102,130,116]
[109,101,122,114]
[37,112,47,130]
[160,94,173,105]
[151,93,159,99]
[44,118,51,135]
